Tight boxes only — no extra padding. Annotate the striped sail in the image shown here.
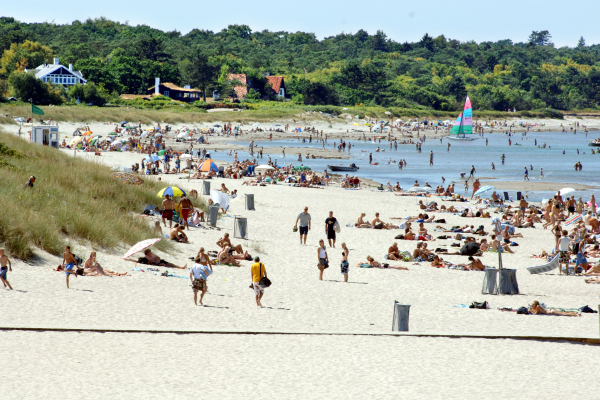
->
[450,96,473,135]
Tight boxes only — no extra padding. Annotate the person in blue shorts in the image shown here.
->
[295,206,311,245]
[61,245,80,289]
[0,248,13,290]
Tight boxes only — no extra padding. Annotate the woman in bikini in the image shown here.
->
[364,256,408,270]
[84,252,127,276]
[529,301,580,317]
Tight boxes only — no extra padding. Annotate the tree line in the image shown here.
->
[1,17,599,111]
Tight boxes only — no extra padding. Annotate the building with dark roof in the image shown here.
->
[26,57,87,86]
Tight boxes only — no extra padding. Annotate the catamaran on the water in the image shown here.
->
[447,96,479,141]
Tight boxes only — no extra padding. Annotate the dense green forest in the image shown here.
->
[1,16,600,111]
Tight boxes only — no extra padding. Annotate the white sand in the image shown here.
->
[3,331,600,399]
[2,123,600,398]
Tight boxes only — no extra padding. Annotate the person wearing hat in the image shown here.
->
[23,176,35,189]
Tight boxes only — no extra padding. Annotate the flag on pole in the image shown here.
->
[31,103,44,115]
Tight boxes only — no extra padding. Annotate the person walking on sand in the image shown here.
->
[161,194,175,228]
[295,206,311,245]
[341,243,349,282]
[251,256,267,307]
[0,248,13,290]
[190,251,212,306]
[325,211,337,248]
[318,239,329,281]
[61,245,79,289]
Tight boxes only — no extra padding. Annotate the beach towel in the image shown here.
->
[211,189,230,210]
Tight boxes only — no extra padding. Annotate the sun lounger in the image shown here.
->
[527,254,559,274]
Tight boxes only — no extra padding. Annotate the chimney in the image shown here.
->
[68,64,73,71]
[266,72,270,76]
[155,77,160,94]
[54,57,59,65]
[184,85,191,89]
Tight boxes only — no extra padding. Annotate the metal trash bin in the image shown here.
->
[234,216,248,239]
[245,194,255,210]
[208,205,219,227]
[202,181,211,195]
[498,269,519,295]
[392,301,410,332]
[482,268,498,295]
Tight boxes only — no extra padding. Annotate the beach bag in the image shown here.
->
[257,263,271,287]
[394,234,405,240]
[434,219,446,223]
[516,307,529,315]
[333,221,341,233]
[469,301,488,309]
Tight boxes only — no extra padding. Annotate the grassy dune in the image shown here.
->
[0,131,205,259]
[0,103,566,127]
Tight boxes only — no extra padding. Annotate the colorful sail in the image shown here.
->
[450,96,473,135]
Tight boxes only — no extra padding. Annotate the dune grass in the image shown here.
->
[0,130,203,260]
[0,102,566,127]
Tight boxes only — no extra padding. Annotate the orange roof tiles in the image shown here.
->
[266,76,284,94]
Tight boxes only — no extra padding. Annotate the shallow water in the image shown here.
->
[214,130,600,202]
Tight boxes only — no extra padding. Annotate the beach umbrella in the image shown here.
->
[408,187,426,192]
[157,187,187,198]
[565,214,582,226]
[113,141,123,150]
[112,172,144,185]
[158,149,166,156]
[177,132,188,138]
[198,159,219,172]
[352,123,360,126]
[122,238,161,259]
[474,186,495,197]
[214,124,221,127]
[274,124,282,126]
[179,154,192,159]
[256,165,275,170]
[559,188,575,196]
[70,136,83,146]
[120,121,128,127]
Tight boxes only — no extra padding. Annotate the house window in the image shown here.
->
[164,91,170,97]
[279,88,285,97]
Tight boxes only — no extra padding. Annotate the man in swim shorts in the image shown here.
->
[178,194,194,230]
[0,248,13,290]
[161,194,175,228]
[295,207,311,245]
[61,245,79,289]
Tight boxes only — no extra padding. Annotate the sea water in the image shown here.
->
[213,130,600,202]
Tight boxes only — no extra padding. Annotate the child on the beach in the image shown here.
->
[0,248,13,290]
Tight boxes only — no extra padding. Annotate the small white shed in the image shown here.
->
[31,125,60,148]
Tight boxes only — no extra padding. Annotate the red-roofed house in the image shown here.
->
[266,76,286,98]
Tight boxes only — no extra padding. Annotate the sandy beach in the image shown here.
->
[2,118,600,399]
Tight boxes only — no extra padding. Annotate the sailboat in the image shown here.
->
[447,96,479,141]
